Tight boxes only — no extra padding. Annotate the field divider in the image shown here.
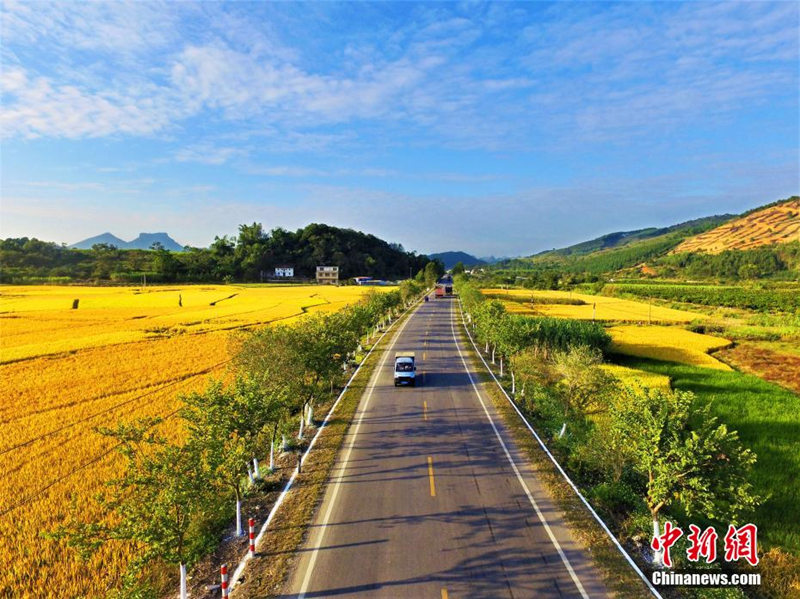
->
[456,298,663,599]
[229,294,426,593]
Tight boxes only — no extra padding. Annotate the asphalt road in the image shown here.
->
[282,296,610,599]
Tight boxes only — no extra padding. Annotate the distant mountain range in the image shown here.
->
[69,232,185,251]
[427,251,486,270]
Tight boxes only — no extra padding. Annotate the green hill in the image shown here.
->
[491,199,800,282]
[530,214,734,260]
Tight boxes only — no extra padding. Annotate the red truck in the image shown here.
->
[434,286,445,298]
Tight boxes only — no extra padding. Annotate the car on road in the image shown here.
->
[394,352,417,386]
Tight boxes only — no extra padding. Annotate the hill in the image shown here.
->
[672,197,800,254]
[70,232,185,251]
[485,197,800,282]
[495,214,733,275]
[1,223,435,284]
[428,251,486,270]
[533,214,734,259]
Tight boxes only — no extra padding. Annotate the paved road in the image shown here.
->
[282,297,610,599]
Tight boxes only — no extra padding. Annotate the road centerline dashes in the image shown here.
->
[427,456,437,497]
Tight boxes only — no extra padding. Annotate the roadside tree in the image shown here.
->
[609,386,760,565]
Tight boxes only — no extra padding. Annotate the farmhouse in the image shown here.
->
[316,265,339,285]
[274,266,294,278]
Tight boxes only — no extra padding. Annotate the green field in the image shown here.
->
[616,356,800,555]
[605,283,800,312]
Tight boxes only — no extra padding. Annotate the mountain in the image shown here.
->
[68,232,128,250]
[428,251,486,270]
[672,197,800,254]
[125,233,185,251]
[479,255,509,264]
[69,232,185,251]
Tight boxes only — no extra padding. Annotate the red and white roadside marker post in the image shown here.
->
[249,517,256,557]
[221,563,229,598]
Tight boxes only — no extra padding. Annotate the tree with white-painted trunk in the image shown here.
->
[181,380,267,537]
[550,345,615,438]
[52,419,216,599]
[608,386,760,565]
[206,430,251,536]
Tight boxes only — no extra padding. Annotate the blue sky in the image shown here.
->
[1,1,798,257]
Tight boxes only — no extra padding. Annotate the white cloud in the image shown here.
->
[0,2,796,152]
[0,67,185,138]
[174,143,245,165]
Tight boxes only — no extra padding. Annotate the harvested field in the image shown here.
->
[717,342,800,394]
[672,198,800,254]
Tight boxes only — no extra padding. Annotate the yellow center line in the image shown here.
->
[427,456,436,497]
[441,589,449,599]
[423,400,428,421]
[423,351,427,360]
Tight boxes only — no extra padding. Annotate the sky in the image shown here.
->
[1,1,798,257]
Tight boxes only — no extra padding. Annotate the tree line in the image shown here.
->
[0,223,442,284]
[53,281,426,597]
[479,242,799,287]
[456,276,760,571]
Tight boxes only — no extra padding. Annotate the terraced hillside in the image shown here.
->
[672,197,800,254]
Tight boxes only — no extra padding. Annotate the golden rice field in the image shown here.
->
[607,325,733,371]
[600,363,672,390]
[0,284,388,597]
[479,288,730,372]
[481,288,697,323]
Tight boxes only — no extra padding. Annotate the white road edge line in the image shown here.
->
[296,299,420,598]
[455,299,663,599]
[448,300,591,599]
[229,296,424,594]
